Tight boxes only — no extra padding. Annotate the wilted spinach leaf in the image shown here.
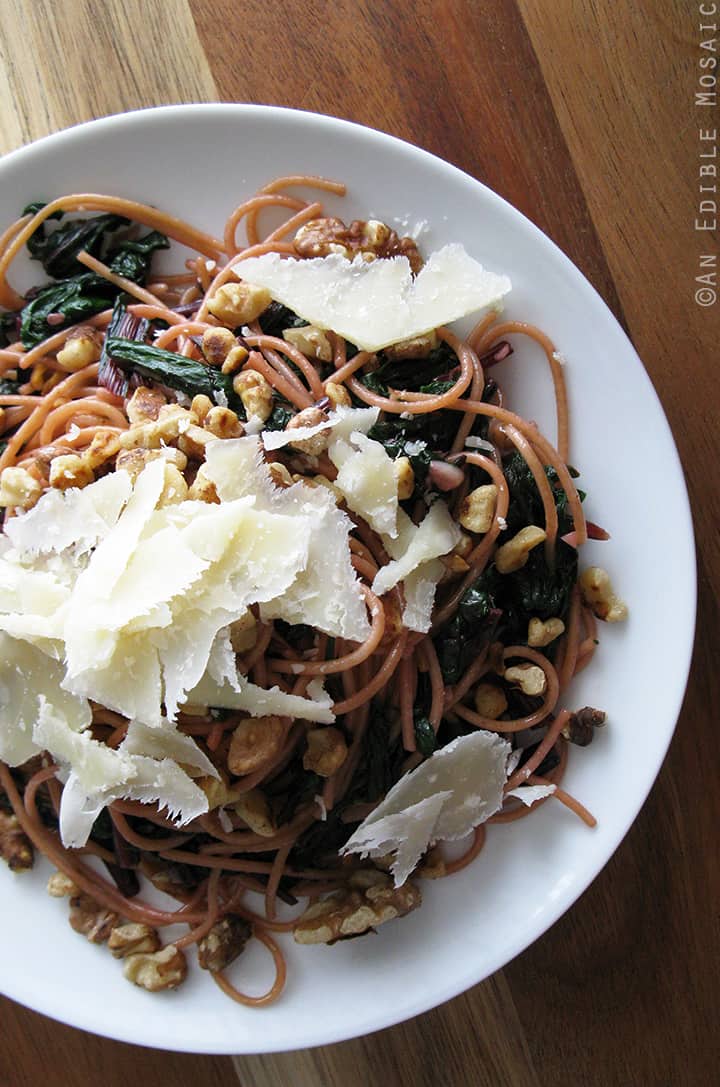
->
[257,301,308,338]
[413,714,437,756]
[20,273,117,347]
[107,230,169,283]
[106,337,241,410]
[263,401,295,431]
[27,212,127,279]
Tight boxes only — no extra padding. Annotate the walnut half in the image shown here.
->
[293,869,421,945]
[123,944,188,992]
[68,893,119,944]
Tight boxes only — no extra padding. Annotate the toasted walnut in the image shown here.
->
[527,616,565,647]
[221,344,249,375]
[126,385,168,425]
[48,454,94,491]
[285,406,330,454]
[187,465,219,503]
[82,428,122,470]
[579,566,628,623]
[382,330,439,361]
[294,218,423,272]
[459,484,498,534]
[439,552,470,582]
[201,326,237,367]
[0,811,34,871]
[204,405,244,439]
[197,775,242,810]
[0,466,42,510]
[268,461,294,488]
[234,789,276,837]
[495,525,547,574]
[393,456,415,500]
[108,923,161,959]
[56,327,102,371]
[47,871,78,897]
[190,394,214,424]
[453,531,474,560]
[324,381,352,408]
[178,423,216,461]
[233,368,273,423]
[123,944,188,991]
[229,611,257,652]
[416,846,447,880]
[116,447,187,483]
[303,727,348,778]
[158,463,188,506]
[283,325,333,363]
[198,916,251,972]
[207,282,271,327]
[227,715,286,776]
[504,662,547,697]
[293,217,353,259]
[117,405,191,451]
[474,682,508,720]
[562,706,607,747]
[293,870,421,944]
[69,893,119,943]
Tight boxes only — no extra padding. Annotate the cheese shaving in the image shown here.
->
[236,245,511,351]
[341,731,513,885]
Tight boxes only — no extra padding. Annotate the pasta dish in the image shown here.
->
[0,176,626,1004]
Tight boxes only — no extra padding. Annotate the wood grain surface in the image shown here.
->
[0,2,717,1085]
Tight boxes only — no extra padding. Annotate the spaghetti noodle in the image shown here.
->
[0,176,622,1005]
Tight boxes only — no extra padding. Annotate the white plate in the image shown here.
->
[0,105,695,1053]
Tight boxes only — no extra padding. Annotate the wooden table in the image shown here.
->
[0,2,717,1085]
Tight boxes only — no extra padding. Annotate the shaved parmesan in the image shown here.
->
[0,633,90,766]
[236,245,511,352]
[187,672,335,724]
[4,472,131,560]
[329,431,399,538]
[506,783,557,805]
[341,731,512,885]
[372,502,460,597]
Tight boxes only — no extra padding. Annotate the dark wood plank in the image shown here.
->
[0,997,240,1087]
[191,0,624,317]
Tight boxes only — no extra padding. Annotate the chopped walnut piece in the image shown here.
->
[504,662,547,697]
[303,727,348,777]
[197,916,251,972]
[294,217,423,272]
[234,788,276,837]
[227,715,286,776]
[108,923,161,959]
[293,869,421,945]
[123,944,188,991]
[0,811,34,871]
[285,406,331,455]
[562,706,607,747]
[579,566,628,623]
[126,385,168,425]
[47,871,78,897]
[0,466,43,510]
[201,326,237,367]
[68,892,119,943]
